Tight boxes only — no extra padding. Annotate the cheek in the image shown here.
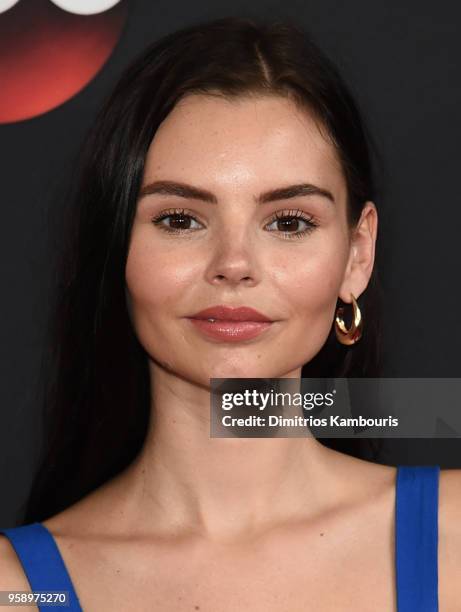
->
[125,230,197,316]
[269,230,349,364]
[124,232,197,366]
[271,238,347,318]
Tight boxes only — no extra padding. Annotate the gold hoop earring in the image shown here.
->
[335,293,363,345]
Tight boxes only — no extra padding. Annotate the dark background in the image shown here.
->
[1,0,460,526]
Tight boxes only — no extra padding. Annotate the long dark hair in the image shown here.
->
[21,16,384,525]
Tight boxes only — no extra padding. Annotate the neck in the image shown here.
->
[113,364,351,542]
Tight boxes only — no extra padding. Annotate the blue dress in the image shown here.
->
[0,465,440,611]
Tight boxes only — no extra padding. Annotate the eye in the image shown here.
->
[49,0,123,15]
[265,209,319,240]
[0,0,20,14]
[151,209,203,234]
[150,207,320,240]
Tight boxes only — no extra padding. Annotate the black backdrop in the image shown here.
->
[1,0,460,526]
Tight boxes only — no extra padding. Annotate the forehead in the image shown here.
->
[143,93,346,200]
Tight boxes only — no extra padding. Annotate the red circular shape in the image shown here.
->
[0,0,128,123]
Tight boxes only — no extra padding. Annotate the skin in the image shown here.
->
[1,94,460,611]
[125,93,374,383]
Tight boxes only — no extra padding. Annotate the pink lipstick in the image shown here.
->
[187,305,275,342]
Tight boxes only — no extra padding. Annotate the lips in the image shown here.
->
[190,305,272,322]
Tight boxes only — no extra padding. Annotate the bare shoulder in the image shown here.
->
[0,534,38,610]
[438,468,461,611]
[439,466,461,508]
[41,484,117,539]
[439,467,461,539]
[0,534,31,588]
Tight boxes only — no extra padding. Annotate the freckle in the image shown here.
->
[320,532,324,536]
[194,606,200,610]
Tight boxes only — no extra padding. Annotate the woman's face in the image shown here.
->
[125,93,376,382]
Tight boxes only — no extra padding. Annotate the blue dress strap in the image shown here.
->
[0,522,83,611]
[395,465,440,612]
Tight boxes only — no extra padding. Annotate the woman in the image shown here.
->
[1,16,459,611]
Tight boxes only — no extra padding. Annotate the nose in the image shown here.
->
[205,231,260,288]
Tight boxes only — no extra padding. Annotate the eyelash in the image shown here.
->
[150,207,319,240]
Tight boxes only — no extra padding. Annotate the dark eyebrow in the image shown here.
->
[138,180,335,205]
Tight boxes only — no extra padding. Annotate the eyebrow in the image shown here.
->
[138,180,335,205]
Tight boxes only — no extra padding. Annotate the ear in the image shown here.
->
[338,202,378,302]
